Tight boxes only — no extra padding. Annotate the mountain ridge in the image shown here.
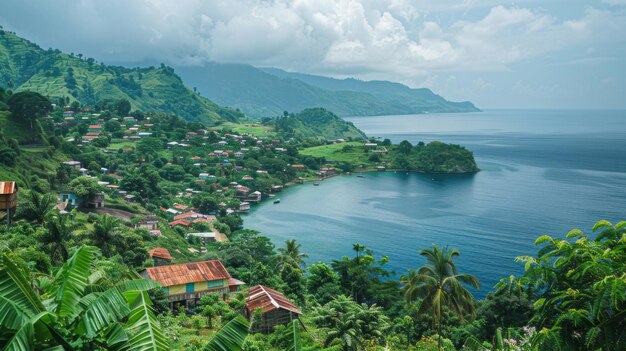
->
[0,30,243,125]
[176,61,479,119]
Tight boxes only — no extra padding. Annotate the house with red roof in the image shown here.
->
[246,285,302,333]
[140,260,245,308]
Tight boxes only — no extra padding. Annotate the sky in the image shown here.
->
[1,0,625,109]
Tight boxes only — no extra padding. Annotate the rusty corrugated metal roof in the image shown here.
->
[0,182,16,195]
[145,260,231,287]
[148,247,173,260]
[246,285,301,315]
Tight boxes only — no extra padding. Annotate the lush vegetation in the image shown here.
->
[267,108,366,141]
[300,139,479,173]
[0,30,243,125]
[1,33,620,351]
[176,62,479,118]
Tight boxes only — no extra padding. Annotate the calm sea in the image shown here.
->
[244,110,626,298]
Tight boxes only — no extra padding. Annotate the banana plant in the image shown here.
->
[0,245,167,351]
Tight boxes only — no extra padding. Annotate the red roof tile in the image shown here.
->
[0,181,17,195]
[168,219,190,227]
[148,247,173,260]
[145,260,231,286]
[246,285,301,315]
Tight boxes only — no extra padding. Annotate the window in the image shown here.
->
[186,283,194,293]
[207,280,222,288]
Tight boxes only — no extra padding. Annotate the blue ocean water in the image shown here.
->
[244,110,626,298]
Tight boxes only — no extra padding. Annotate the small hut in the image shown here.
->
[0,181,18,226]
[148,247,174,266]
[246,285,302,333]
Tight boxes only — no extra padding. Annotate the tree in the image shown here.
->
[512,220,626,350]
[68,176,102,203]
[7,91,51,129]
[16,190,56,225]
[312,295,389,351]
[0,246,168,350]
[116,98,132,116]
[307,262,342,305]
[276,239,308,271]
[90,215,121,257]
[401,245,479,350]
[42,213,76,264]
[398,140,413,155]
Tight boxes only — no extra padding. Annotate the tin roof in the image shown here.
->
[246,285,302,315]
[0,182,16,195]
[145,260,231,287]
[148,247,173,260]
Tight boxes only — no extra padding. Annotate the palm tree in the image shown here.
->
[276,239,308,271]
[352,243,365,262]
[42,213,76,264]
[90,215,121,257]
[401,245,479,350]
[16,190,56,225]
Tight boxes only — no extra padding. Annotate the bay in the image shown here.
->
[244,109,626,298]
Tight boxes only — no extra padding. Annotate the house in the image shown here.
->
[167,141,179,148]
[247,191,262,203]
[59,192,80,210]
[235,186,251,199]
[0,181,17,226]
[63,111,75,118]
[320,167,337,176]
[173,203,189,211]
[84,193,105,208]
[137,132,153,138]
[140,260,243,309]
[88,125,103,133]
[291,164,305,171]
[186,231,217,243]
[148,247,173,266]
[246,285,302,333]
[135,220,159,230]
[168,219,191,228]
[239,202,250,212]
[364,142,378,149]
[62,161,81,169]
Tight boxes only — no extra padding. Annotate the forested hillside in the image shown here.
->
[0,30,243,125]
[176,62,479,118]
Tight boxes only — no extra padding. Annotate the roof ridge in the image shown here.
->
[260,285,280,310]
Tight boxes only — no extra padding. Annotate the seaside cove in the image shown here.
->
[244,109,626,297]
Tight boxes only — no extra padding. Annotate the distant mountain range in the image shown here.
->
[176,62,479,118]
[0,30,243,125]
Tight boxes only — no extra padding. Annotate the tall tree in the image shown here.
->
[7,91,51,129]
[42,213,76,264]
[90,215,121,257]
[401,245,479,350]
[16,190,56,225]
[276,239,308,271]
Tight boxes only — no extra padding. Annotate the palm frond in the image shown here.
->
[203,315,249,351]
[123,290,169,351]
[51,246,97,319]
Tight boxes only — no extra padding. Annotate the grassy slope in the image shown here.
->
[0,30,243,125]
[300,142,374,165]
[275,108,367,140]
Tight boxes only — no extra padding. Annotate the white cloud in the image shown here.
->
[0,0,624,80]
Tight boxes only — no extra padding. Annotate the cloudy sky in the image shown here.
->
[1,0,625,109]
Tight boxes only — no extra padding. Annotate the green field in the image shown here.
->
[300,142,377,166]
[223,123,276,138]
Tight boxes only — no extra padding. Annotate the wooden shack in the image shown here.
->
[0,181,17,226]
[246,285,302,333]
[140,260,244,310]
[148,247,173,266]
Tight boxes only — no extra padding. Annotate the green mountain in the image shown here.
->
[262,67,479,114]
[0,30,243,125]
[175,62,479,119]
[271,108,367,140]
